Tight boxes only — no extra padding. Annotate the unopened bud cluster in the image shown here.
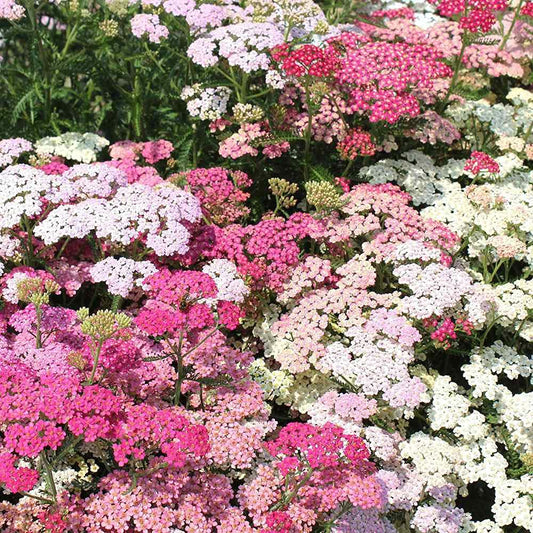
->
[100,19,119,37]
[17,278,60,306]
[305,180,345,212]
[232,103,264,124]
[269,178,298,209]
[78,308,131,340]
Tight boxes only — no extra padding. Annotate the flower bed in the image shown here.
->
[0,0,532,532]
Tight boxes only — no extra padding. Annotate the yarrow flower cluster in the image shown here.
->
[0,0,24,20]
[0,138,33,167]
[181,84,232,121]
[89,257,157,297]
[35,133,109,163]
[130,13,169,43]
[464,151,500,175]
[34,182,202,256]
[187,22,285,72]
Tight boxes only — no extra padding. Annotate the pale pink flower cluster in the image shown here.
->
[131,14,169,43]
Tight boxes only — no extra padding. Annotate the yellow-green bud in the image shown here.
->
[106,0,129,16]
[67,351,87,371]
[314,20,330,34]
[306,181,345,212]
[77,307,90,322]
[80,309,131,340]
[116,313,132,329]
[99,19,119,37]
[232,103,265,124]
[269,178,299,209]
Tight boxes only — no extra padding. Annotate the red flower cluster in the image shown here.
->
[271,31,452,133]
[464,151,500,175]
[521,1,533,16]
[337,128,376,159]
[431,0,508,32]
[271,44,339,78]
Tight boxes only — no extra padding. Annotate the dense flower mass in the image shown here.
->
[0,0,533,531]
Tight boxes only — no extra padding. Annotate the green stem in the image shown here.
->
[341,159,354,178]
[499,0,525,50]
[303,83,314,181]
[180,326,218,359]
[271,467,314,510]
[87,339,104,385]
[130,61,143,139]
[21,214,36,266]
[481,252,490,283]
[442,38,468,107]
[512,316,528,342]
[522,120,533,146]
[53,237,71,260]
[143,42,165,73]
[479,317,498,348]
[21,491,55,504]
[249,87,274,99]
[111,294,123,312]
[24,0,52,124]
[35,304,43,349]
[173,332,185,406]
[199,383,205,410]
[283,22,293,41]
[239,72,249,103]
[487,258,504,283]
[40,451,57,503]
[125,462,169,494]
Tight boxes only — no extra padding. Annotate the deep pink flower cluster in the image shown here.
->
[261,511,294,533]
[5,420,65,458]
[112,404,209,467]
[239,423,383,532]
[337,128,376,159]
[40,160,70,175]
[464,151,500,174]
[136,266,246,338]
[522,1,533,16]
[423,316,473,349]
[143,268,218,305]
[178,167,252,225]
[431,0,508,32]
[371,7,416,19]
[0,366,126,496]
[37,510,67,533]
[265,423,371,471]
[269,28,453,154]
[0,452,40,493]
[207,213,322,291]
[332,37,452,123]
[0,368,123,443]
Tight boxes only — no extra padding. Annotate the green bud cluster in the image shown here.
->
[78,308,131,341]
[305,181,345,212]
[269,178,299,210]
